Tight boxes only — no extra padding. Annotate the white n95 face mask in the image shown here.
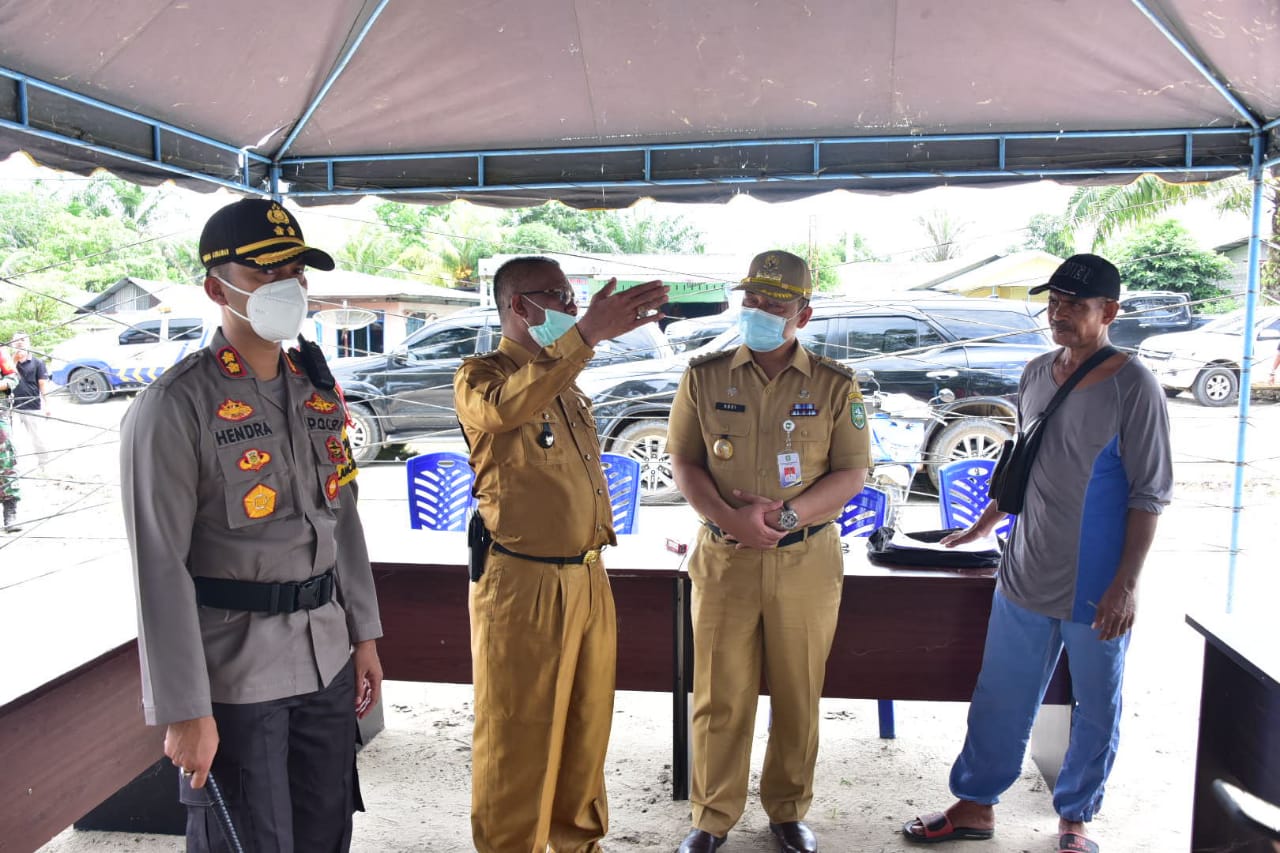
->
[215,275,309,343]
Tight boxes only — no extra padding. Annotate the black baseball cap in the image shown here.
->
[199,198,335,272]
[1029,254,1121,300]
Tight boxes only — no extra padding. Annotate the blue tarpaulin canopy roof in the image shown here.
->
[0,0,1277,208]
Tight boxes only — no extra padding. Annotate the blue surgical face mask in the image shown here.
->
[738,306,790,352]
[523,295,578,348]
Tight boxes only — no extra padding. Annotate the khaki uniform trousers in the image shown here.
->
[688,523,844,836]
[469,549,617,853]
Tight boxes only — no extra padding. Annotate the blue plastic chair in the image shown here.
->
[938,458,1014,537]
[601,452,641,534]
[833,485,898,737]
[837,485,890,538]
[406,451,476,531]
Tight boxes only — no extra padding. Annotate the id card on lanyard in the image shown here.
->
[777,418,800,488]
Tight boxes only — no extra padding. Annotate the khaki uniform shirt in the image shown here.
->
[454,330,615,555]
[667,344,872,519]
[121,330,383,725]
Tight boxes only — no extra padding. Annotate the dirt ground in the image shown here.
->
[38,484,1265,853]
[24,395,1280,853]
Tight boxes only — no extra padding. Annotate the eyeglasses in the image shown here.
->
[524,289,576,307]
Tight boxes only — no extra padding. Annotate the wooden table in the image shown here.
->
[0,531,1070,851]
[1186,612,1280,852]
[370,531,1071,800]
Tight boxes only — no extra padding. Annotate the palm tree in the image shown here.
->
[913,209,970,261]
[1064,173,1279,294]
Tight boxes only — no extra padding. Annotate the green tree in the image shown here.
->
[913,209,970,262]
[504,201,704,254]
[787,232,881,292]
[1065,172,1279,295]
[1016,213,1074,258]
[1108,220,1232,303]
[0,277,77,353]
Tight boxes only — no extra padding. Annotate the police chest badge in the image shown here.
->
[325,435,346,464]
[325,473,340,502]
[243,484,277,519]
[304,393,337,413]
[237,448,271,472]
[849,393,867,430]
[217,399,254,422]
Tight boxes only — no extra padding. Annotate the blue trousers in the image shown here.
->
[949,589,1130,823]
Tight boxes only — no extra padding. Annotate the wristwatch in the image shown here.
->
[777,502,800,531]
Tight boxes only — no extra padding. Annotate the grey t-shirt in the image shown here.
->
[997,351,1174,622]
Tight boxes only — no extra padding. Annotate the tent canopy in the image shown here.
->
[1,0,1278,208]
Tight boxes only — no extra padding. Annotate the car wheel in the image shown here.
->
[1192,366,1238,407]
[67,368,110,404]
[344,402,384,463]
[611,419,682,505]
[926,416,1012,489]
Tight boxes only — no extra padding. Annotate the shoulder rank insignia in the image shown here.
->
[243,484,277,519]
[284,351,303,375]
[688,349,735,368]
[815,355,856,379]
[325,473,340,502]
[325,435,346,464]
[216,347,247,378]
[237,448,271,472]
[304,392,338,413]
[217,399,254,422]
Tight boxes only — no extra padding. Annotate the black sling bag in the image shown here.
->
[989,346,1118,515]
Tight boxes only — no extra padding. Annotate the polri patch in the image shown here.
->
[217,399,254,422]
[304,393,337,413]
[715,402,746,412]
[243,484,277,519]
[237,448,271,472]
[216,347,246,378]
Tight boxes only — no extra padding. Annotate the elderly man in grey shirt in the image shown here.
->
[903,255,1173,853]
[121,199,383,852]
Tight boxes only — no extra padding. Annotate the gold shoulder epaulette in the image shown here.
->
[462,350,502,362]
[814,355,857,379]
[688,349,735,368]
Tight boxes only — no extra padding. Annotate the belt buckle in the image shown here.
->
[583,549,601,566]
[295,575,325,610]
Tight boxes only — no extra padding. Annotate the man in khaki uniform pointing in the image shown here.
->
[668,250,870,853]
[455,256,668,853]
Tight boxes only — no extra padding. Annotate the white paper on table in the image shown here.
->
[890,528,1000,553]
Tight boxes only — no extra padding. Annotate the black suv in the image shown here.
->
[331,307,673,461]
[576,296,1051,501]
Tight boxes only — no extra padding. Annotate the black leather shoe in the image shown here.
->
[769,821,817,853]
[677,828,727,852]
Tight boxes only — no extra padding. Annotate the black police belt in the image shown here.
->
[705,521,831,549]
[491,542,602,566]
[194,570,335,615]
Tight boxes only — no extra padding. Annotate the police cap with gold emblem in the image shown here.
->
[199,198,335,272]
[733,250,812,302]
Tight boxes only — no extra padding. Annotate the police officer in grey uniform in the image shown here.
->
[120,198,384,852]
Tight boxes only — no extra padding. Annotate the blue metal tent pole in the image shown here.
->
[275,0,392,160]
[1226,131,1268,612]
